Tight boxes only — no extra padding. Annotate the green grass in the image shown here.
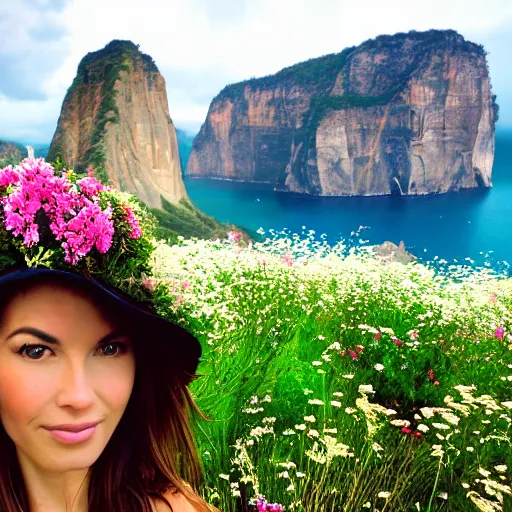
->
[151,229,512,512]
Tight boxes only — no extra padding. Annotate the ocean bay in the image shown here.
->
[184,130,512,268]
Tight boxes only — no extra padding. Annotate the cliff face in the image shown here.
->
[48,40,187,208]
[188,30,497,196]
[0,141,25,167]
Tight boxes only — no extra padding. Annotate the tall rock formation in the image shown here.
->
[188,30,498,196]
[48,40,187,208]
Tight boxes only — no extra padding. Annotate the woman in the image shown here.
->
[0,159,216,511]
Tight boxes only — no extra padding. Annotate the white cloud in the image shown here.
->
[1,0,511,142]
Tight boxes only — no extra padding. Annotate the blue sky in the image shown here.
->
[0,0,511,143]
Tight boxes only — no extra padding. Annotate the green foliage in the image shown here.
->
[216,29,485,108]
[492,94,500,124]
[79,57,130,184]
[76,39,158,80]
[305,89,402,129]
[218,46,356,101]
[360,29,484,55]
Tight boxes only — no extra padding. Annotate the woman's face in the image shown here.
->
[0,282,136,474]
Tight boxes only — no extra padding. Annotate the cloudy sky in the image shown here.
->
[1,0,511,143]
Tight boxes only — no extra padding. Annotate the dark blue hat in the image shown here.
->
[0,266,202,384]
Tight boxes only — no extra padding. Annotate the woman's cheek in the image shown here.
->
[0,365,53,423]
[95,358,136,406]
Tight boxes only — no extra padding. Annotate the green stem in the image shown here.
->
[426,455,443,512]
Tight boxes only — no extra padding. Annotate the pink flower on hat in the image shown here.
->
[123,205,142,239]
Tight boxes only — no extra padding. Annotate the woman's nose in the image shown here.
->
[55,363,95,409]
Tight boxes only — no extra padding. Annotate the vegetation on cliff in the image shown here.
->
[217,45,356,100]
[214,29,493,128]
[148,196,259,244]
[47,40,159,184]
[0,140,25,167]
[152,229,512,512]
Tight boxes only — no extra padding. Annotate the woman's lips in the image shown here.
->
[44,424,99,444]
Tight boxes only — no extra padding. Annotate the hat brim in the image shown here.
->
[0,267,202,383]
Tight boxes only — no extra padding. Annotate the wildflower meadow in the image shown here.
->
[151,229,512,512]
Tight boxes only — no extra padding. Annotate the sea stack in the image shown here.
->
[188,29,497,196]
[48,40,187,208]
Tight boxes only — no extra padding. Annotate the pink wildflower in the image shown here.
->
[413,431,423,439]
[228,231,243,243]
[374,332,382,340]
[392,337,403,347]
[141,276,156,292]
[495,326,504,340]
[355,345,364,352]
[428,369,435,381]
[340,350,346,357]
[401,427,412,435]
[489,292,497,303]
[282,251,294,267]
[181,281,191,290]
[348,349,358,360]
[433,381,440,386]
[123,205,142,238]
[256,497,283,512]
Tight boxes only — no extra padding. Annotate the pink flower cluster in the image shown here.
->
[256,497,283,512]
[123,205,142,238]
[0,159,142,265]
[340,345,364,360]
[228,230,243,243]
[401,427,423,439]
[282,251,294,267]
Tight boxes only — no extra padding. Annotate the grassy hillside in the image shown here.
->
[151,230,512,512]
[149,195,262,245]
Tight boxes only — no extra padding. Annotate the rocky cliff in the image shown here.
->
[48,40,187,208]
[188,30,497,196]
[0,141,25,167]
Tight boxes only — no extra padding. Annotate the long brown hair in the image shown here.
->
[0,280,218,512]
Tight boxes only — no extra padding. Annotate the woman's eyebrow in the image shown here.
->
[5,327,125,346]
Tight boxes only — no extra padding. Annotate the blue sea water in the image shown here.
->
[184,130,512,268]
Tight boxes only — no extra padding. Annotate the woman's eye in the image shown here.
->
[99,342,127,357]
[18,345,51,360]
